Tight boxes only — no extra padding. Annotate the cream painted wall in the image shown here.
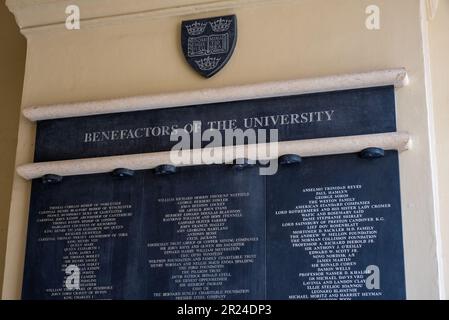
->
[0,0,26,297]
[429,0,449,299]
[2,0,444,299]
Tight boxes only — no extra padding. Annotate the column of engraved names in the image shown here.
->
[148,192,259,299]
[36,202,133,299]
[278,185,390,300]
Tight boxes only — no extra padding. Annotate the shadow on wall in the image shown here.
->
[0,0,26,296]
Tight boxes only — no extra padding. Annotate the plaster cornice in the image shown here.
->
[6,0,294,34]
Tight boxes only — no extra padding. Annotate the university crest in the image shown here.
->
[181,15,237,78]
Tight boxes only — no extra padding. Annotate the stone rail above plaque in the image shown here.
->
[22,68,407,121]
[16,69,411,180]
[17,132,411,180]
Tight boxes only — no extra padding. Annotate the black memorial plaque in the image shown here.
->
[34,87,396,162]
[23,85,406,300]
[23,172,146,299]
[266,152,405,300]
[23,166,266,300]
[144,165,266,299]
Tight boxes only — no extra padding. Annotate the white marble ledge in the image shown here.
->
[16,132,412,180]
[22,68,409,122]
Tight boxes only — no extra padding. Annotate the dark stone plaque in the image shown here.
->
[34,86,396,162]
[23,85,406,300]
[144,165,266,299]
[23,165,266,300]
[22,153,405,300]
[23,172,146,299]
[266,152,406,300]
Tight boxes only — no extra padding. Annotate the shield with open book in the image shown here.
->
[181,15,237,78]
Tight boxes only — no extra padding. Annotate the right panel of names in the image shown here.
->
[266,151,406,300]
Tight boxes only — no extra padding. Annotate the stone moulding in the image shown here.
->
[22,68,409,122]
[16,132,412,180]
[6,0,296,34]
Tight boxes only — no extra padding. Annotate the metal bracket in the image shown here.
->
[112,168,135,178]
[232,158,257,170]
[41,174,63,184]
[360,147,385,159]
[279,154,302,165]
[154,164,177,175]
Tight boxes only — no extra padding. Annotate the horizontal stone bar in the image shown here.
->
[22,69,408,121]
[16,132,411,180]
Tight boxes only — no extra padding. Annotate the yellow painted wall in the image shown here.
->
[0,0,26,296]
[429,0,449,298]
[2,0,445,299]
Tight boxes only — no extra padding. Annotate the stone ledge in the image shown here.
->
[16,132,412,180]
[22,68,409,121]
